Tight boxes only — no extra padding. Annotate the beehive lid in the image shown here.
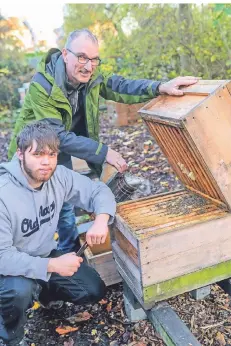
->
[139,80,229,126]
[138,79,231,209]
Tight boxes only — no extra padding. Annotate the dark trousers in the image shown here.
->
[57,202,78,253]
[0,251,106,345]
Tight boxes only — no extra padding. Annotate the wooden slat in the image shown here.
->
[114,230,139,267]
[139,213,231,287]
[112,242,143,301]
[185,86,231,208]
[116,190,227,238]
[114,214,139,248]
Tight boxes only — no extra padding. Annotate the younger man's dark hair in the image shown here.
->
[17,122,60,153]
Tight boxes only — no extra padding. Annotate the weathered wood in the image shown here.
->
[71,157,91,174]
[114,230,139,267]
[138,80,231,208]
[100,163,118,185]
[185,85,231,208]
[112,242,143,298]
[143,258,231,305]
[113,214,138,249]
[148,302,201,346]
[139,213,231,286]
[80,239,121,286]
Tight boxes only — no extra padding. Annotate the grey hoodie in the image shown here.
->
[0,158,116,281]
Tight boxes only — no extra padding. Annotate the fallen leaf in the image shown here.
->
[32,301,40,310]
[99,299,108,305]
[216,331,226,346]
[54,232,59,240]
[106,329,116,338]
[56,326,79,335]
[106,301,112,312]
[66,311,92,324]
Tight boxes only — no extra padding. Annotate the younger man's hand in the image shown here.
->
[48,253,83,276]
[86,214,110,247]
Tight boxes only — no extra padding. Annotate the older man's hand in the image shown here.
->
[158,76,199,96]
[106,148,128,173]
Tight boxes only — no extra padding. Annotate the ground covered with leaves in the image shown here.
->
[1,112,231,345]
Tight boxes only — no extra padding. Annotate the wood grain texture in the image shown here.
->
[185,85,231,208]
[139,213,231,286]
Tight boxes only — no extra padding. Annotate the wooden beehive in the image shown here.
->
[139,80,231,209]
[111,80,231,308]
[79,234,121,286]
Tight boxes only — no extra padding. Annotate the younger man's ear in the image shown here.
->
[16,149,23,162]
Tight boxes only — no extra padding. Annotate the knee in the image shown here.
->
[0,277,34,311]
[87,273,107,303]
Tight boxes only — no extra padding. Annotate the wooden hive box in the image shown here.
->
[79,232,121,286]
[111,80,231,308]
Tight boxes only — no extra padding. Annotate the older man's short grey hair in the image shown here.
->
[65,29,98,49]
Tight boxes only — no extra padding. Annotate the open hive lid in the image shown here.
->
[138,80,231,209]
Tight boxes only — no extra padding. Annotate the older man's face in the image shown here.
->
[63,35,99,84]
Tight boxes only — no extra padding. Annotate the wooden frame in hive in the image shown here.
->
[111,80,231,308]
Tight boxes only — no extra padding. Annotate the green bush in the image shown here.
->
[0,60,34,111]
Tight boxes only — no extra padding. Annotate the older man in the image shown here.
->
[8,28,199,253]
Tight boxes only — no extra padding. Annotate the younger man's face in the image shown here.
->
[17,140,58,186]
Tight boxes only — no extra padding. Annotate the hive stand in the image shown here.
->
[123,281,201,346]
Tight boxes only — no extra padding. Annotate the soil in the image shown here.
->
[0,112,231,346]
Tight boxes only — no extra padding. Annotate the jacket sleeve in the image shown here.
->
[58,166,116,223]
[99,73,161,104]
[0,200,50,281]
[28,83,108,165]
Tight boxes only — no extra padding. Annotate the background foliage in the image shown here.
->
[1,3,231,114]
[63,3,231,80]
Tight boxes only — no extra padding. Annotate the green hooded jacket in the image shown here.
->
[8,49,160,168]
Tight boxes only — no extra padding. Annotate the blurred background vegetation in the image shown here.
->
[1,3,231,120]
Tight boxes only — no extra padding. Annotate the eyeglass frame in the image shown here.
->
[66,48,101,66]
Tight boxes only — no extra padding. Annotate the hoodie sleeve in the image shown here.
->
[58,166,116,223]
[0,200,50,281]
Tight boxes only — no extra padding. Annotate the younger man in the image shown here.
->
[0,122,116,346]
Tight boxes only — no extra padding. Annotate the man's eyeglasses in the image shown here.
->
[66,48,101,66]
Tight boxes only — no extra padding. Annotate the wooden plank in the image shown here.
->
[112,242,143,297]
[114,214,138,249]
[143,257,231,305]
[139,213,231,286]
[113,246,145,308]
[148,302,201,346]
[139,94,208,120]
[71,157,91,174]
[185,86,231,208]
[114,230,139,267]
[84,248,121,286]
[180,83,222,95]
